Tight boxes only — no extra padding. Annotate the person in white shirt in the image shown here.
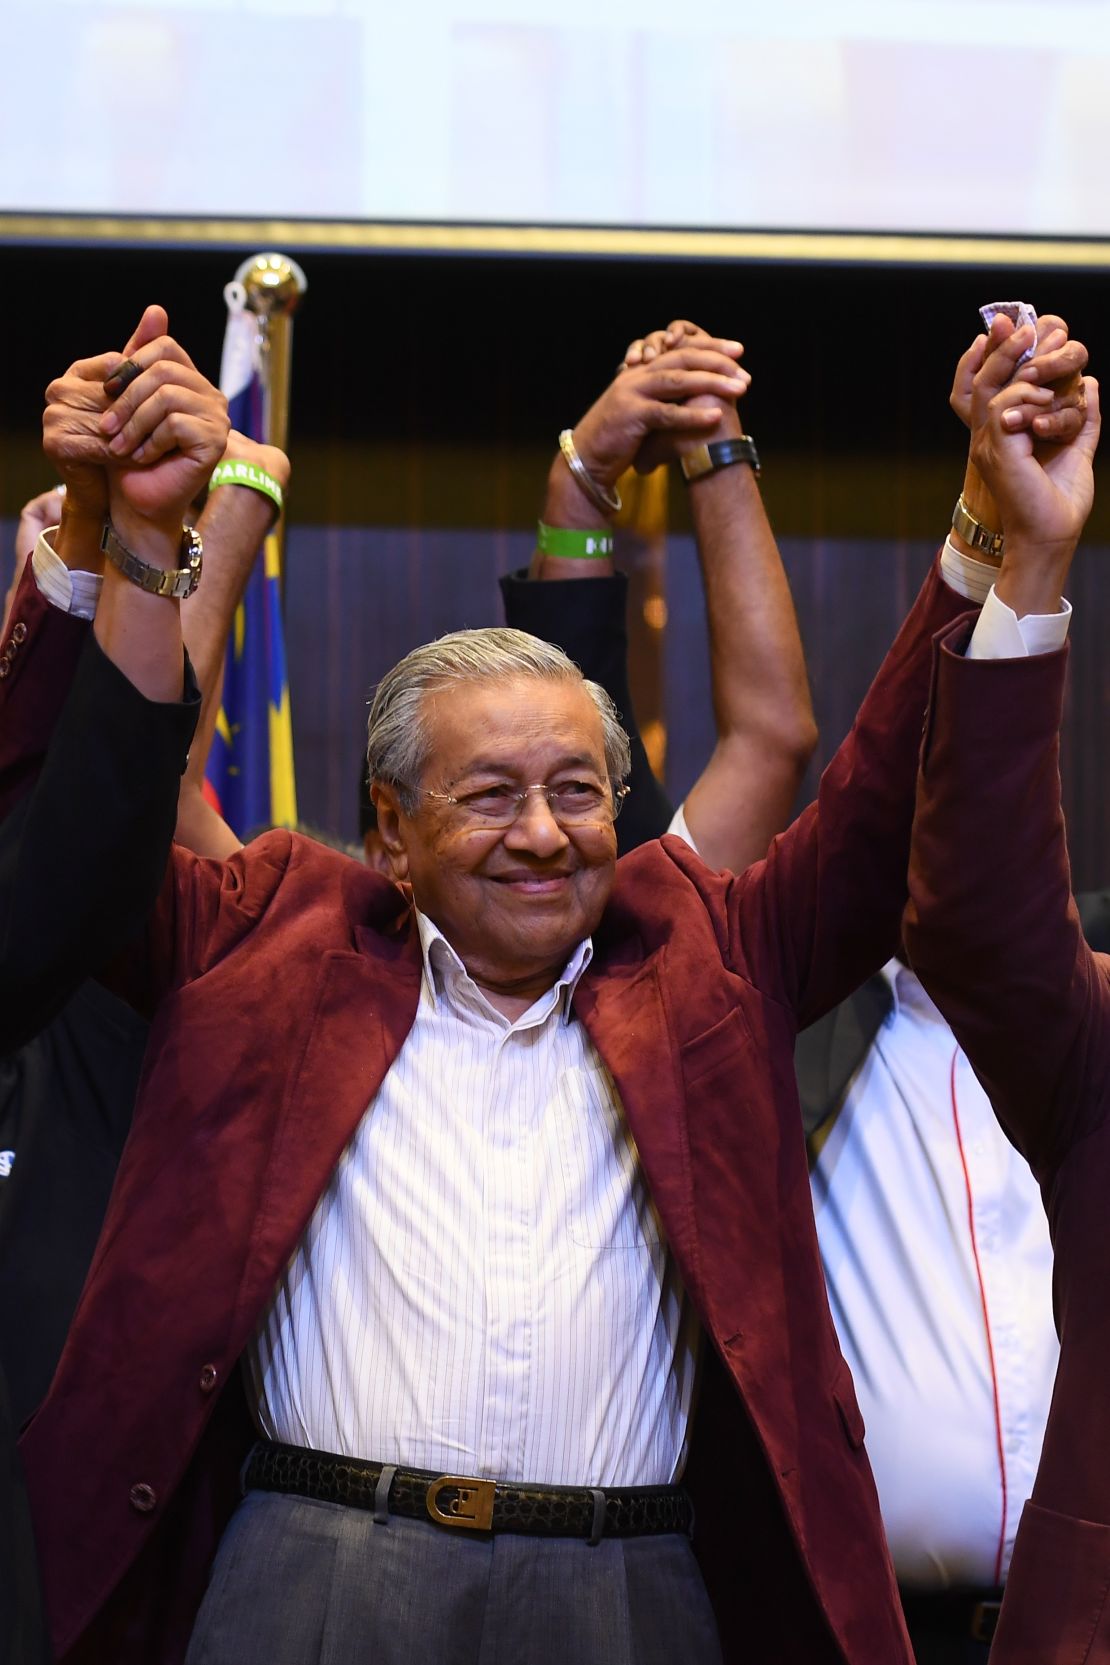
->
[804,958,1057,1662]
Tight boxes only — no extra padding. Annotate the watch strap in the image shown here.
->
[100,522,203,599]
[951,495,1004,560]
[681,435,761,483]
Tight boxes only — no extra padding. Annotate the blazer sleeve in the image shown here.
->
[903,620,1110,1181]
[499,568,675,852]
[0,563,90,823]
[680,556,975,1030]
[0,572,199,1051]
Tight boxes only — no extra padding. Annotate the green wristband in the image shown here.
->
[209,458,284,515]
[536,520,614,561]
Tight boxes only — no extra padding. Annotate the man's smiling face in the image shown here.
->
[374,674,619,1002]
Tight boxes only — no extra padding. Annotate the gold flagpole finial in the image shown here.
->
[235,252,308,319]
[230,253,307,457]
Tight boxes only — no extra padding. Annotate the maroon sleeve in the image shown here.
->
[666,557,976,1030]
[903,622,1110,1180]
[0,561,90,822]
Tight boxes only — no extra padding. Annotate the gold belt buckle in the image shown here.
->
[426,1475,496,1531]
[971,1600,1002,1643]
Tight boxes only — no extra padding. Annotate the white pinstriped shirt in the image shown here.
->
[246,911,699,1487]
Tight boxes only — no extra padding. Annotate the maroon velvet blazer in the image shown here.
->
[907,625,1110,1664]
[6,564,970,1665]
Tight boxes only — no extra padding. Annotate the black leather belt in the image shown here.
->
[900,1587,1004,1645]
[243,1440,693,1541]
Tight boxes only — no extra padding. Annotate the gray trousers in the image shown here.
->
[185,1489,723,1665]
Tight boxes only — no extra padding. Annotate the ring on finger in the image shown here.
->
[105,358,143,396]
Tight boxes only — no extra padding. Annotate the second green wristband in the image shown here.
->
[209,459,284,515]
[536,521,614,561]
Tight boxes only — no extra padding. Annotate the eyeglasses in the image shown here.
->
[424,779,630,830]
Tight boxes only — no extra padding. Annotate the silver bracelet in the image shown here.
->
[558,429,622,517]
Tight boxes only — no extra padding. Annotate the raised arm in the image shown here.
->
[174,431,291,858]
[503,323,750,850]
[680,319,1089,1029]
[502,328,745,845]
[0,306,227,1047]
[625,320,817,870]
[904,317,1103,1178]
[504,316,818,867]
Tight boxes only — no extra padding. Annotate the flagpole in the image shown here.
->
[234,251,307,556]
[228,251,306,831]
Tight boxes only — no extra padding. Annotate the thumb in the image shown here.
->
[119,303,168,361]
[1076,377,1101,462]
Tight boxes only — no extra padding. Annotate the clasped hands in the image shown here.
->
[569,318,751,496]
[959,311,1100,613]
[43,303,230,566]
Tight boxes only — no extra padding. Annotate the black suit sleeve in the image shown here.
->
[793,975,893,1139]
[0,634,199,1053]
[499,568,674,854]
[1077,889,1110,955]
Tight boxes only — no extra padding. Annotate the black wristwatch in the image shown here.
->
[680,435,761,483]
[100,520,204,600]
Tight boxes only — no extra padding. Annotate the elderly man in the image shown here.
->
[5,307,1074,1665]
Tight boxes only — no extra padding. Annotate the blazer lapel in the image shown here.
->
[575,954,702,1295]
[234,910,424,1331]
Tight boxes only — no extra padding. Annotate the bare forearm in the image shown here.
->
[993,539,1073,619]
[530,454,616,581]
[184,483,275,689]
[170,484,275,850]
[683,461,816,869]
[52,501,105,574]
[175,779,243,857]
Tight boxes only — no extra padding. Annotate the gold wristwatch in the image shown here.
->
[951,495,1004,560]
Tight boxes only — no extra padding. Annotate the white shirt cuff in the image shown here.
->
[667,803,699,855]
[966,586,1072,661]
[939,535,1001,605]
[31,527,103,621]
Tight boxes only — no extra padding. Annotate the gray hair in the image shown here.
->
[366,627,632,813]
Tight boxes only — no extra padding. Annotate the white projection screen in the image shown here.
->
[5,0,1110,245]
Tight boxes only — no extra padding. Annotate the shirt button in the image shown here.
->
[129,1482,157,1513]
[11,623,26,643]
[0,662,11,679]
[198,1364,219,1393]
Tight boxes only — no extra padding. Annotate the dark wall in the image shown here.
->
[2,242,1107,880]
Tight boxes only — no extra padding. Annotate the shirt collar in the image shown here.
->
[880,957,948,1027]
[415,908,593,1024]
